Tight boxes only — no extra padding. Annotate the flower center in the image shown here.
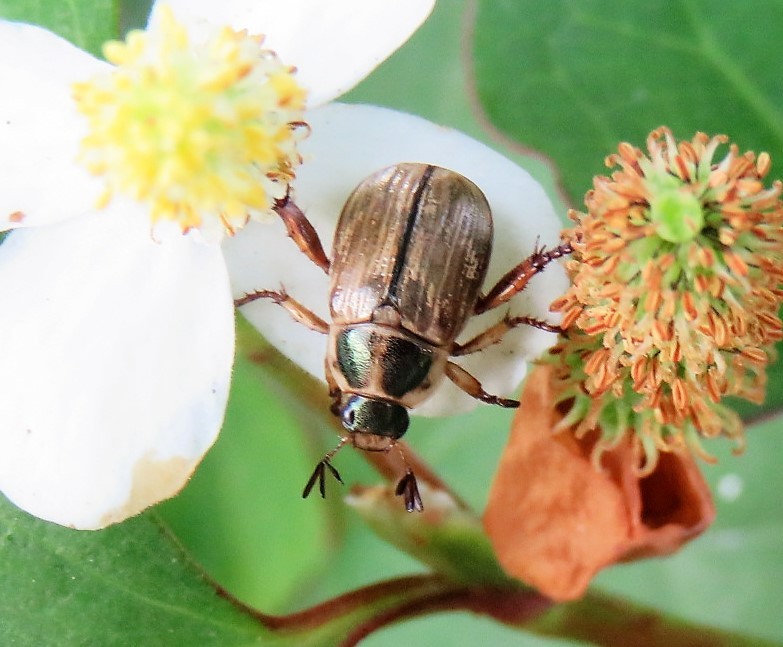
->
[73,7,307,236]
[648,185,704,243]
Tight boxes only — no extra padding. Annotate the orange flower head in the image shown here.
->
[550,127,783,470]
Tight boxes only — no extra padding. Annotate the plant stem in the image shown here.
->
[529,590,780,647]
[218,571,780,647]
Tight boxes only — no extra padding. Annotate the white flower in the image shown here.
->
[0,0,434,529]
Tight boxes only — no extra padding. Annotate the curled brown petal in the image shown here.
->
[483,364,715,601]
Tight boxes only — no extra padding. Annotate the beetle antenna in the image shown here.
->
[302,438,347,500]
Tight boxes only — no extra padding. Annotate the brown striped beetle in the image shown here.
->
[237,163,570,511]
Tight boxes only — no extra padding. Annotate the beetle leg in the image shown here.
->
[234,288,329,334]
[475,241,572,314]
[444,361,519,408]
[302,438,348,500]
[391,445,424,512]
[326,375,343,417]
[395,470,424,513]
[274,192,331,274]
[452,313,562,356]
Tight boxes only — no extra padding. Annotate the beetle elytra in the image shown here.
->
[237,163,571,511]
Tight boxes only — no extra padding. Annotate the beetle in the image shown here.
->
[237,163,571,512]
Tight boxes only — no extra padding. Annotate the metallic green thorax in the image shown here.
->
[336,327,434,397]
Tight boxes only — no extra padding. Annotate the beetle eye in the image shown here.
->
[341,398,360,430]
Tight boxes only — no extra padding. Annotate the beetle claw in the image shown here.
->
[303,459,344,500]
[395,470,424,513]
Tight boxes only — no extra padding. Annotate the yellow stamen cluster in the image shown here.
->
[73,8,307,236]
[550,127,783,470]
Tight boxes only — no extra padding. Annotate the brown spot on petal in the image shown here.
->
[99,454,196,527]
[9,211,25,223]
[483,365,714,601]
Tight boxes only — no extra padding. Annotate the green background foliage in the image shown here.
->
[0,0,781,644]
[473,0,783,207]
[0,0,118,56]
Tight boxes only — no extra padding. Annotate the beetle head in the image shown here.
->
[339,394,409,451]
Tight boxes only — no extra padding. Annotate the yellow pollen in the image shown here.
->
[73,7,308,236]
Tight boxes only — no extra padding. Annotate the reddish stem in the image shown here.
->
[341,585,552,646]
[218,572,776,647]
[216,573,451,632]
[529,590,779,647]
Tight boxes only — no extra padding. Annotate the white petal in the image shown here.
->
[151,0,434,106]
[0,210,234,529]
[0,21,108,230]
[225,103,568,417]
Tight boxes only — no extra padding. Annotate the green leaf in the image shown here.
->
[0,0,119,56]
[472,0,783,205]
[121,0,153,32]
[0,498,267,646]
[157,318,335,613]
[471,0,783,422]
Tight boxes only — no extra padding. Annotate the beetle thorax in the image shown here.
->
[327,323,449,411]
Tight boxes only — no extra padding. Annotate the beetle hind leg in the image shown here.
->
[445,361,519,408]
[476,241,572,314]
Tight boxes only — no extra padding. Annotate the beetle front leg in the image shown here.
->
[235,288,329,334]
[326,372,343,417]
[444,361,519,408]
[452,314,562,357]
[303,437,348,500]
[475,241,572,314]
[274,193,331,274]
[395,470,423,513]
